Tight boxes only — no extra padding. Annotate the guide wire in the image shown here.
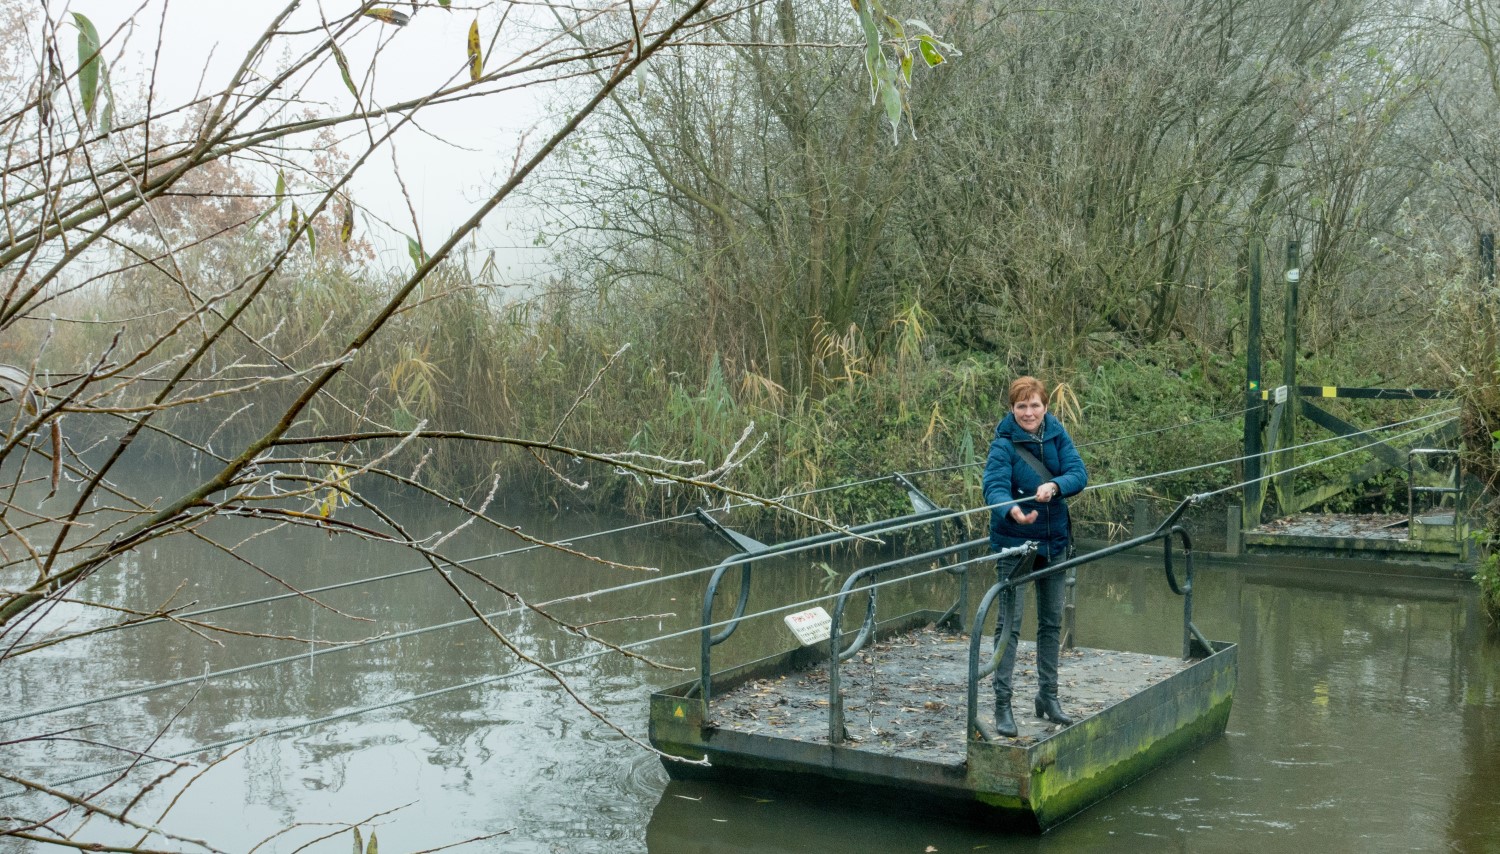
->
[15,510,705,642]
[42,476,897,641]
[3,408,1457,724]
[2,410,1461,797]
[25,398,1401,639]
[1192,414,1459,501]
[0,506,1002,725]
[898,402,1263,480]
[6,552,1000,799]
[1102,408,1458,497]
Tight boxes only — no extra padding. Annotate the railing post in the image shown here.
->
[1277,239,1300,514]
[1172,536,1191,658]
[958,547,970,631]
[1407,450,1416,533]
[699,555,754,706]
[1061,567,1077,650]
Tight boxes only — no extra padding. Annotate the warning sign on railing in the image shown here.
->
[784,606,832,646]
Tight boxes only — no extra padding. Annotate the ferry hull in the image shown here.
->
[649,631,1235,832]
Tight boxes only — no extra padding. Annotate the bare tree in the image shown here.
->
[0,0,893,847]
[541,0,1476,384]
[530,0,954,394]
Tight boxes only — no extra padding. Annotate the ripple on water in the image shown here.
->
[621,750,671,801]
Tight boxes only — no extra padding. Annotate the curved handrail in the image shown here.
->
[694,476,956,704]
[962,545,1038,741]
[965,495,1207,741]
[822,536,1015,742]
[828,536,997,661]
[690,490,1214,749]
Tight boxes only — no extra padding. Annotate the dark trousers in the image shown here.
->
[993,550,1066,703]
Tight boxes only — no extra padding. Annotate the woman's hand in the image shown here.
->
[1009,505,1039,524]
[1035,481,1058,503]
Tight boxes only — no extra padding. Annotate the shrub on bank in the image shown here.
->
[32,239,1484,573]
[1475,540,1500,625]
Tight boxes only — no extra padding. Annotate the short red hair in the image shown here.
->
[1008,376,1048,407]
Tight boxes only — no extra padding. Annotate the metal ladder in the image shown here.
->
[1407,448,1461,543]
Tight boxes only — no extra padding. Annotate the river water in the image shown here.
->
[2,494,1497,853]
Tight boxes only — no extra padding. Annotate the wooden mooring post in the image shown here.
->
[1242,241,1265,530]
[1276,240,1300,515]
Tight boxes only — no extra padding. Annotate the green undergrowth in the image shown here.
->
[543,340,1252,545]
[1475,542,1500,625]
[26,243,1480,557]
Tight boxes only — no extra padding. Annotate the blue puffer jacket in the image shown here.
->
[982,411,1088,559]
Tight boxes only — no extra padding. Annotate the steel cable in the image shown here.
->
[18,398,1353,639]
[1191,412,1459,500]
[896,403,1263,480]
[19,477,896,644]
[1,503,1001,725]
[0,408,1458,798]
[4,551,999,798]
[3,407,1456,724]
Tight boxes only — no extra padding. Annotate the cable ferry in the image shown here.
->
[647,476,1236,832]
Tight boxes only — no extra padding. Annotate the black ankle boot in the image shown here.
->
[995,702,1018,737]
[1035,694,1074,726]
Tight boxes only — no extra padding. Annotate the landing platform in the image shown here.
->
[1244,512,1467,563]
[649,616,1236,831]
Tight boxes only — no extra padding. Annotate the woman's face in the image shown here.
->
[1012,394,1047,433]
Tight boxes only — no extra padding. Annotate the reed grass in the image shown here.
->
[22,231,1472,556]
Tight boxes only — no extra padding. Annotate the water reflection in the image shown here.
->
[4,488,1499,852]
[644,553,1500,853]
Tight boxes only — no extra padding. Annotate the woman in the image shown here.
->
[982,376,1088,737]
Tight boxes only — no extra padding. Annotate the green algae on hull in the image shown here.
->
[648,612,1236,832]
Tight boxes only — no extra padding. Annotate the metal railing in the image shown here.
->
[823,539,1029,743]
[966,495,1212,742]
[1408,448,1461,543]
[691,474,966,705]
[693,488,1217,748]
